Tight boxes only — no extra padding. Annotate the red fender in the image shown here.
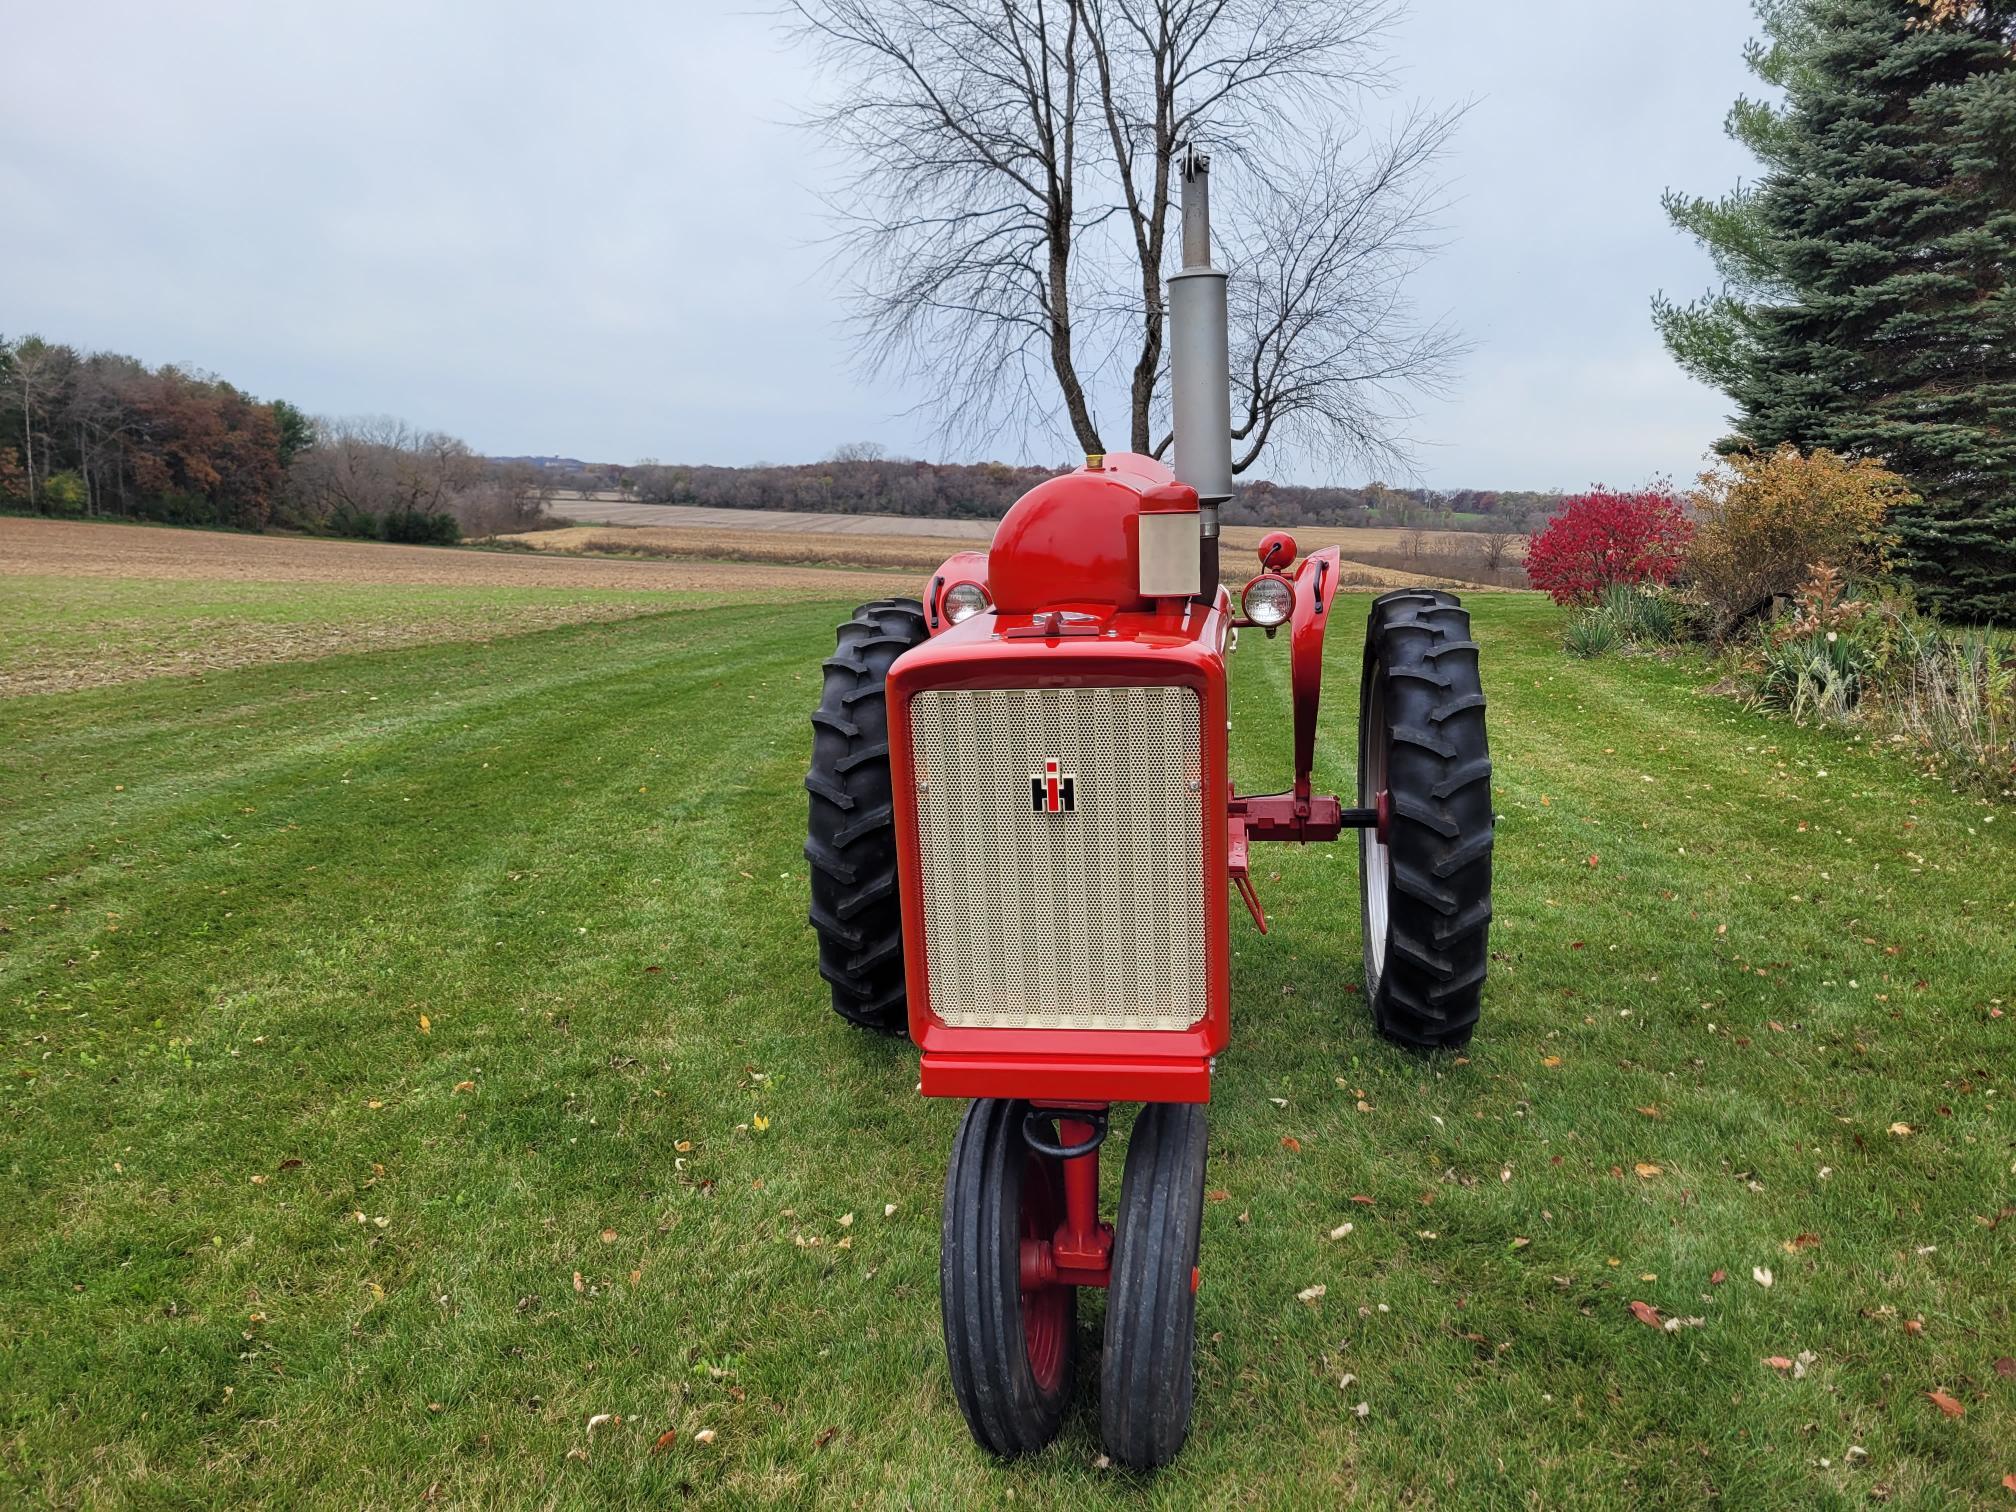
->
[923,550,990,636]
[1289,547,1343,791]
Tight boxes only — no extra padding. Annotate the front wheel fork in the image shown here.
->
[1017,1111,1114,1290]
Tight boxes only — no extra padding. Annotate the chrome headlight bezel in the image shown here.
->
[943,581,990,624]
[1241,573,1295,627]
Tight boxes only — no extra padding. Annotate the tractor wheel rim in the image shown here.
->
[1362,666,1391,985]
[1018,1151,1067,1394]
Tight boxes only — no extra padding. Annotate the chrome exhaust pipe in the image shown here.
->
[1168,150,1233,590]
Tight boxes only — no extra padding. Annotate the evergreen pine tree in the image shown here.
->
[1662,0,2016,622]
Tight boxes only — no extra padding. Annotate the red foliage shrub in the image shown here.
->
[1525,486,1692,605]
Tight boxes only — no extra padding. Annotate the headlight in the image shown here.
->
[1242,574,1294,627]
[943,581,990,624]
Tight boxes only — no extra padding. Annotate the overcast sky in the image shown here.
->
[2,2,1762,492]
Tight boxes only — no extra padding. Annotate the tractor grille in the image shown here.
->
[908,685,1206,1031]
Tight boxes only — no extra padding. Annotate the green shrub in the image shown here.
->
[136,490,221,527]
[1600,584,1683,645]
[1563,610,1620,658]
[1757,627,1878,722]
[39,471,88,515]
[379,509,460,545]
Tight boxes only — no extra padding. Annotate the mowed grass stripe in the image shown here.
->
[1,594,2011,1506]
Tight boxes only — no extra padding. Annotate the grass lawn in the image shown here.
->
[2,591,2011,1507]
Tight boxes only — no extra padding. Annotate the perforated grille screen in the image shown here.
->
[909,685,1206,1031]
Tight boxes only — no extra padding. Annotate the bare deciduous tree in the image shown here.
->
[286,417,552,537]
[785,0,1462,475]
[1478,527,1521,576]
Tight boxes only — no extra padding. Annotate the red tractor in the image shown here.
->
[806,156,1492,1468]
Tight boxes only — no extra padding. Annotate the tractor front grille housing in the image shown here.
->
[908,684,1206,1031]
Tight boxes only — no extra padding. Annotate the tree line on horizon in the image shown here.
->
[0,334,555,542]
[619,454,1560,535]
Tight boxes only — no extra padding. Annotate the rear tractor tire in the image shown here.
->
[1357,589,1493,1051]
[805,598,928,1034]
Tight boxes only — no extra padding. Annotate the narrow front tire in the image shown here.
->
[1100,1101,1209,1469]
[941,1099,1077,1457]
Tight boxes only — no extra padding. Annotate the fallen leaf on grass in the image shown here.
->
[1765,1356,1794,1370]
[651,1430,677,1454]
[1636,1105,1661,1118]
[1904,1319,1924,1336]
[2002,1472,2016,1495]
[1329,1223,1355,1241]
[1889,1122,1913,1136]
[1783,1233,1821,1253]
[1297,1284,1327,1304]
[1995,1357,2015,1379]
[1628,1301,1662,1329]
[600,1229,617,1244]
[1710,1270,1727,1285]
[586,1413,615,1433]
[572,1271,585,1294]
[1350,1194,1375,1206]
[1281,1137,1302,1153]
[418,1014,430,1035]
[1541,1055,1563,1068]
[1926,1389,1965,1419]
[1634,1163,1662,1179]
[1662,1316,1705,1333]
[453,1081,475,1094]
[694,1428,717,1444]
[814,1425,838,1449]
[1207,1189,1231,1203]
[1753,1267,1774,1288]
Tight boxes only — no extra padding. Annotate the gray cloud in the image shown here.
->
[2,1,1759,490]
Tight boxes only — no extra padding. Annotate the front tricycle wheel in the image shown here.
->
[1358,589,1493,1050]
[1100,1101,1208,1469]
[941,1099,1077,1456]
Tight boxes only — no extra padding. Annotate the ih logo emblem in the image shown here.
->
[1031,757,1077,814]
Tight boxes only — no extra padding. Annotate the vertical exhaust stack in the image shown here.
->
[1168,150,1233,593]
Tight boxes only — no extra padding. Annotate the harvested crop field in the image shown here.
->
[0,516,913,596]
[0,517,913,695]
